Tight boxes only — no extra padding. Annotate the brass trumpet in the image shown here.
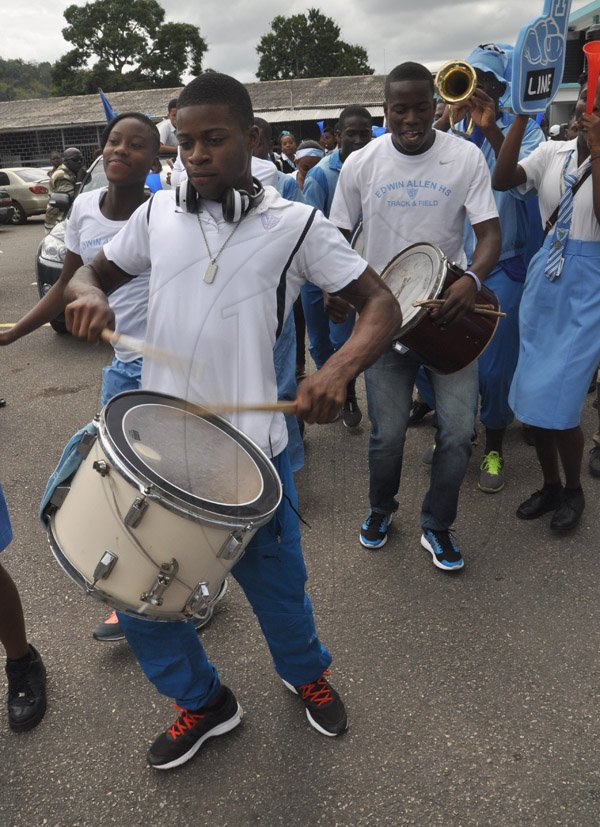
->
[434,60,477,137]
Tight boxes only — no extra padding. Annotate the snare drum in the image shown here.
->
[47,390,282,621]
[381,242,500,374]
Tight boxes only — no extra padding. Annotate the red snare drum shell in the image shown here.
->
[381,243,500,374]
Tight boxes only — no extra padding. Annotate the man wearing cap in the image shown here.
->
[44,148,84,232]
[434,43,545,494]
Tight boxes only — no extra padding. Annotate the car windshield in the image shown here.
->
[14,168,49,182]
[79,159,108,195]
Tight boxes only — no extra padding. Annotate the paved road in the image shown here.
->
[0,219,599,827]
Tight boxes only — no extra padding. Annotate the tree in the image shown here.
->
[256,9,373,81]
[0,58,53,101]
[52,0,207,95]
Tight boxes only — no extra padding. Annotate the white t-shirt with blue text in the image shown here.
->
[329,131,498,273]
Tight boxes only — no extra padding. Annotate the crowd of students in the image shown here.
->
[1,42,598,775]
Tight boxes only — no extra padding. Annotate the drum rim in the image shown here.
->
[100,390,282,525]
[381,242,447,336]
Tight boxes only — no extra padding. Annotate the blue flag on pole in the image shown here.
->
[98,89,117,122]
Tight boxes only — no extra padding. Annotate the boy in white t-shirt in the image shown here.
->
[63,73,401,771]
[330,62,501,571]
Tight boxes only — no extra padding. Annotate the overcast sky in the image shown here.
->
[0,0,593,82]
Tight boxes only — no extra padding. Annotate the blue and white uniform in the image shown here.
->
[509,139,600,429]
[417,114,545,430]
[301,149,355,369]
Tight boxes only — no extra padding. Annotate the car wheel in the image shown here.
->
[37,282,69,335]
[10,202,27,225]
[50,317,69,335]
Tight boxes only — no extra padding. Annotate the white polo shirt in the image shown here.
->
[65,188,149,363]
[518,138,600,242]
[329,131,498,273]
[157,118,178,148]
[103,187,367,455]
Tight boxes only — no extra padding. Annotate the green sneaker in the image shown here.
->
[478,451,504,493]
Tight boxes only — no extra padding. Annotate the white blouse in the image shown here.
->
[519,138,600,242]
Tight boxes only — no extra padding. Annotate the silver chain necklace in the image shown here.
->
[197,212,244,284]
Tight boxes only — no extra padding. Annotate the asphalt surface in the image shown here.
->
[0,218,599,827]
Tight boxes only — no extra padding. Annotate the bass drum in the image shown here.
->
[47,390,282,621]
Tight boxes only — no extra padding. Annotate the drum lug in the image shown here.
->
[124,496,149,528]
[86,550,119,594]
[93,460,109,477]
[140,558,179,607]
[217,525,253,561]
[183,581,210,618]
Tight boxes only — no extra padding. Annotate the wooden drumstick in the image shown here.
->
[412,299,506,318]
[100,330,304,416]
[188,400,298,416]
[100,328,188,367]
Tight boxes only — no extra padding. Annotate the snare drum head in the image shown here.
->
[102,391,281,521]
[381,243,446,329]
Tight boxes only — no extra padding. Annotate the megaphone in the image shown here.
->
[583,40,600,114]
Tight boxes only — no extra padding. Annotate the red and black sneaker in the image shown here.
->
[147,685,242,770]
[282,669,348,736]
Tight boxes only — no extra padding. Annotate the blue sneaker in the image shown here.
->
[421,529,464,571]
[359,510,393,549]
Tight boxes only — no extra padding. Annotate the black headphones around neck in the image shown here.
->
[176,177,265,223]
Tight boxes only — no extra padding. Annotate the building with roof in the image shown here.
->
[0,76,385,168]
[3,0,600,168]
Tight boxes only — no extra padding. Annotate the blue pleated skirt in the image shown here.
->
[509,237,600,429]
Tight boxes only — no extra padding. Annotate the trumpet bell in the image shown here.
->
[435,60,477,136]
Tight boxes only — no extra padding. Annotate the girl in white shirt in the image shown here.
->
[0,112,159,384]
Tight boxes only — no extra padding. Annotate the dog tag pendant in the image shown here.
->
[203,260,218,284]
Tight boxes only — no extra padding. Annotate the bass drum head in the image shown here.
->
[102,391,281,524]
[381,243,446,332]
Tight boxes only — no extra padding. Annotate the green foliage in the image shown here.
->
[0,58,53,101]
[52,0,207,95]
[256,8,373,81]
